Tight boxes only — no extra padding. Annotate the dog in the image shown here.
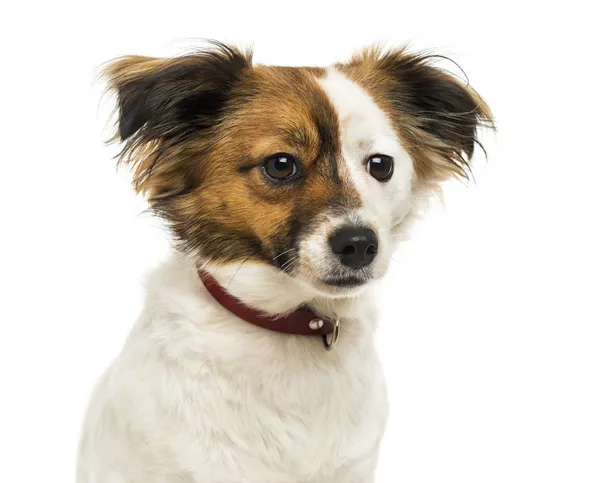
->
[77,42,493,483]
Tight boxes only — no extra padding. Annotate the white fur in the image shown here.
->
[78,69,416,483]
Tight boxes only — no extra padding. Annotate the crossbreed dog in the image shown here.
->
[78,42,492,483]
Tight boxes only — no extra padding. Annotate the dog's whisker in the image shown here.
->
[280,256,299,271]
[226,252,257,290]
[272,248,295,261]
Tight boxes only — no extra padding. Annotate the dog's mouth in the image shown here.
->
[275,258,376,297]
[277,259,373,290]
[321,275,369,288]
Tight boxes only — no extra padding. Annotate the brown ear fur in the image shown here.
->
[340,46,494,187]
[102,43,252,199]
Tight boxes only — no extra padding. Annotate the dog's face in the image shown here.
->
[106,44,492,298]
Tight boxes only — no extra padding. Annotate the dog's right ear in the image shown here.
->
[104,43,251,141]
[102,43,252,197]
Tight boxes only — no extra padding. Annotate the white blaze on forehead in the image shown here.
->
[315,68,414,226]
[316,69,400,155]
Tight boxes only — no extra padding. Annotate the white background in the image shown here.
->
[1,1,599,482]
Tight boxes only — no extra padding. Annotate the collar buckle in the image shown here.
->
[323,317,341,351]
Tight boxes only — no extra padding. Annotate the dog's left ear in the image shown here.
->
[348,48,494,184]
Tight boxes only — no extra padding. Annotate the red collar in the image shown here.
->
[199,269,340,350]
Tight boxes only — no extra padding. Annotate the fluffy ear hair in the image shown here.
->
[102,42,252,198]
[350,47,494,184]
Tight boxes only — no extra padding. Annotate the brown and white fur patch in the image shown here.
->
[78,43,492,483]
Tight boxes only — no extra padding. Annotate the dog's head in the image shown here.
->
[104,43,492,300]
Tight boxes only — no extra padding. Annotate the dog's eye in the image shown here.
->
[262,153,298,181]
[366,154,394,182]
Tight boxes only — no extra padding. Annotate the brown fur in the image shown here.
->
[103,45,360,268]
[102,43,493,268]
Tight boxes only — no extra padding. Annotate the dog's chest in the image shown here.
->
[169,339,388,482]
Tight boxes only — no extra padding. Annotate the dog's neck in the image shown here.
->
[204,259,378,326]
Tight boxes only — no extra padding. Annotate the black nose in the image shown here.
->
[329,227,378,269]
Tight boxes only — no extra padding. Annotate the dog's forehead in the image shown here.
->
[229,64,399,175]
[238,64,397,156]
[317,69,400,151]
